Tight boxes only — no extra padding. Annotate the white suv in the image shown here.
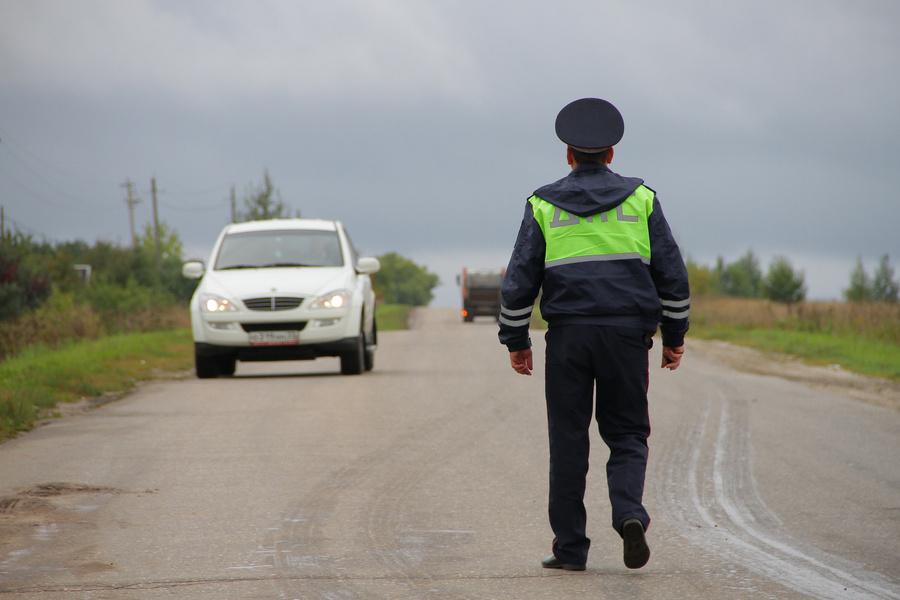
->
[182,219,380,378]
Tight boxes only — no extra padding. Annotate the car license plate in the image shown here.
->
[249,331,299,345]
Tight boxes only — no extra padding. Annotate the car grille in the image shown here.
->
[241,322,308,332]
[243,296,304,311]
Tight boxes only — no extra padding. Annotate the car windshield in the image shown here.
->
[214,229,344,270]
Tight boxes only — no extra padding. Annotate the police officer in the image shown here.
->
[498,98,690,571]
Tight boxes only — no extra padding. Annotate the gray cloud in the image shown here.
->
[1,0,898,307]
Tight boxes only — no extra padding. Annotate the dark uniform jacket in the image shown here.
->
[498,162,690,352]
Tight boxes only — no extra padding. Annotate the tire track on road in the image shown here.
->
[258,398,496,599]
[656,374,900,599]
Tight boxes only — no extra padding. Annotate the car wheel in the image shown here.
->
[195,348,219,379]
[341,333,365,375]
[216,354,237,376]
[364,319,376,372]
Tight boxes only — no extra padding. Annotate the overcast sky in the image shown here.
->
[2,0,898,307]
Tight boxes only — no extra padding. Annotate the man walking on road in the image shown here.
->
[498,98,690,571]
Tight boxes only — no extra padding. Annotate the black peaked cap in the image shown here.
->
[555,98,624,151]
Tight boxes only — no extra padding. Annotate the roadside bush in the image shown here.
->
[83,280,174,315]
[372,252,440,306]
[0,232,51,321]
[0,292,101,359]
[0,287,188,362]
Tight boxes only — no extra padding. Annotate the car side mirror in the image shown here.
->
[356,257,380,274]
[182,261,205,279]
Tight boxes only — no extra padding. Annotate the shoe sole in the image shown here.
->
[544,563,586,571]
[542,558,586,571]
[623,521,650,569]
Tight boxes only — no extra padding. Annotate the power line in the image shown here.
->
[0,134,236,228]
[0,132,113,209]
[151,176,233,212]
[0,127,111,188]
[154,179,232,196]
[0,130,236,215]
[0,162,112,212]
[157,198,230,211]
[0,207,60,242]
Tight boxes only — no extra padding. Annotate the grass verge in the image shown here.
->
[690,327,900,380]
[1,329,194,440]
[689,297,900,381]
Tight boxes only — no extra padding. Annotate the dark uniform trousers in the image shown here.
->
[544,324,652,565]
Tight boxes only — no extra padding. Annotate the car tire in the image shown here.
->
[364,319,376,372]
[340,333,365,375]
[195,349,219,379]
[216,354,237,376]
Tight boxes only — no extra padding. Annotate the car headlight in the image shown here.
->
[199,293,238,313]
[309,290,351,309]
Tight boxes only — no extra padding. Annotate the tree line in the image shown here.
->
[688,250,899,304]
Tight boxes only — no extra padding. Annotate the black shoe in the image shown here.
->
[622,519,650,569]
[542,555,586,571]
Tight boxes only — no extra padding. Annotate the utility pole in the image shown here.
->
[230,185,236,223]
[151,177,162,268]
[121,179,140,248]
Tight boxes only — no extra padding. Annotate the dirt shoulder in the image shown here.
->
[689,339,900,412]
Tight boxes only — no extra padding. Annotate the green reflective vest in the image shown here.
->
[529,185,655,268]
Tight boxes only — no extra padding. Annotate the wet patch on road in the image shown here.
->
[0,482,124,583]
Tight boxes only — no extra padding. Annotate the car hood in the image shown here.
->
[200,267,352,300]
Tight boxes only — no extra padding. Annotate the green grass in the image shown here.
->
[691,326,900,380]
[688,297,900,381]
[1,329,194,439]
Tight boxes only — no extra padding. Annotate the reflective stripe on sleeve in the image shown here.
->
[660,296,690,320]
[501,304,533,317]
[499,303,533,327]
[499,314,532,327]
[660,298,690,308]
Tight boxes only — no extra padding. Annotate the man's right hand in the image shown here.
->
[661,346,684,370]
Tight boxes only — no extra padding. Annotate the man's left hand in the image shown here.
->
[510,349,533,376]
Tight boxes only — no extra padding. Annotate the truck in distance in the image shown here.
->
[457,267,504,322]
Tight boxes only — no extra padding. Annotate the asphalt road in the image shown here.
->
[1,308,898,600]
